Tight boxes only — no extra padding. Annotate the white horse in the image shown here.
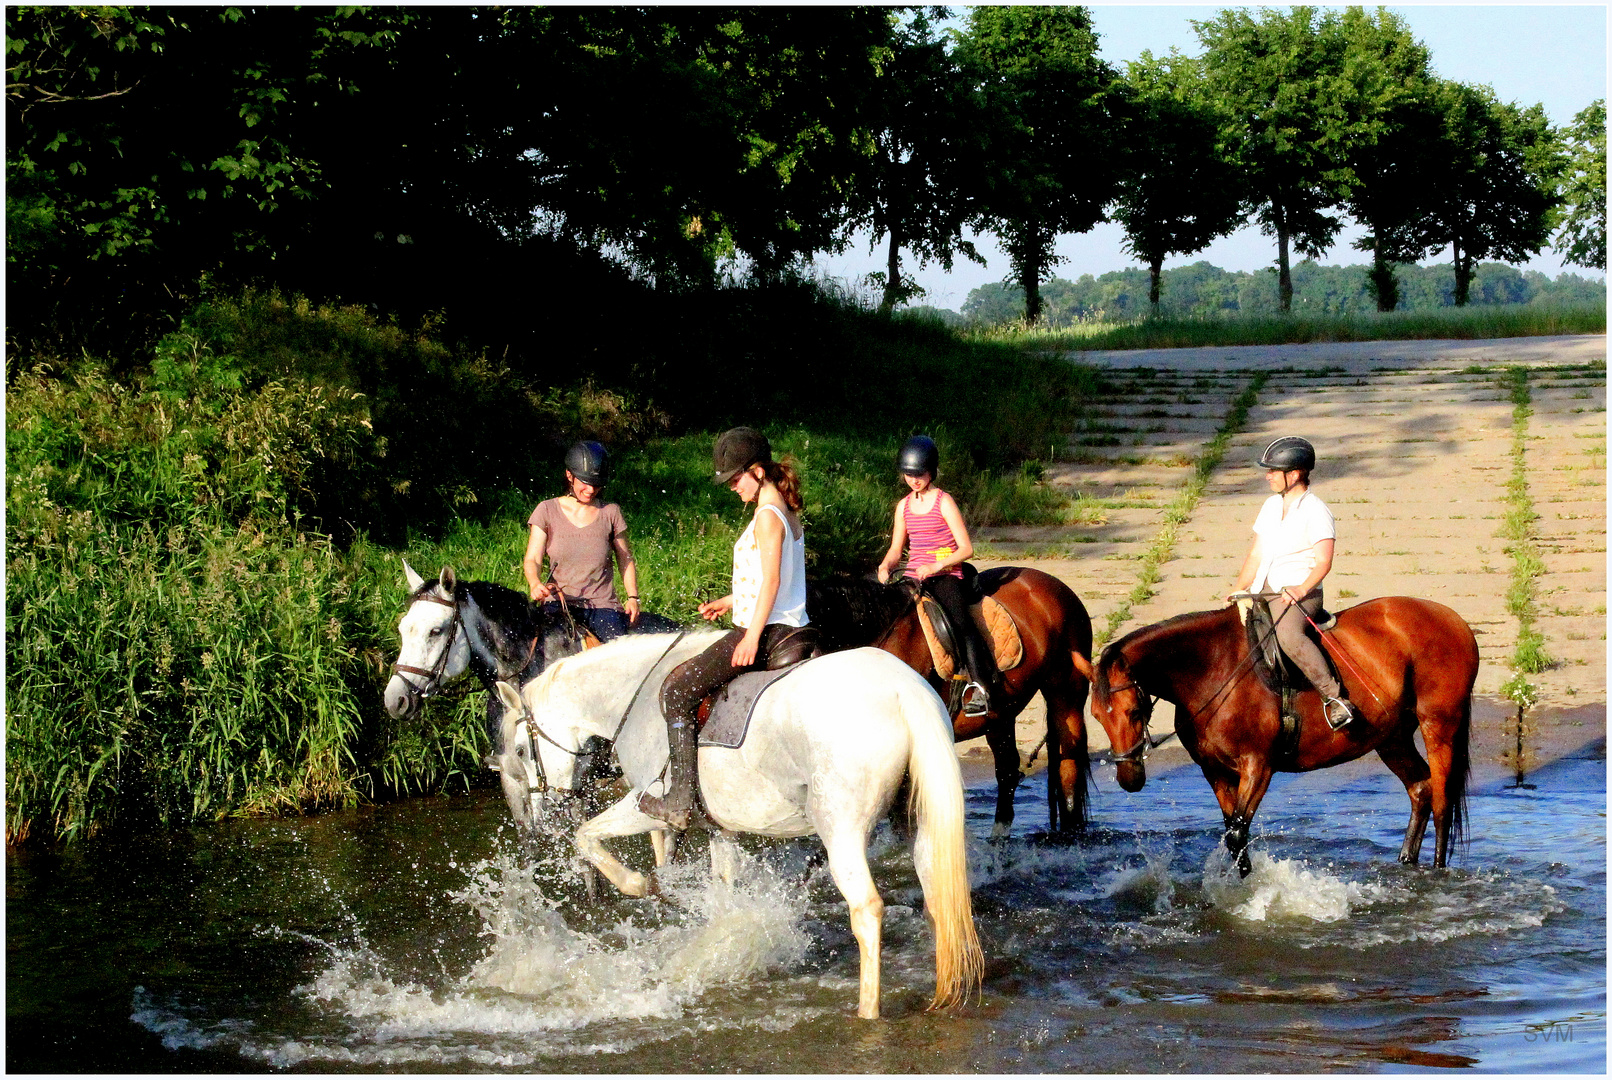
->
[492,631,983,1020]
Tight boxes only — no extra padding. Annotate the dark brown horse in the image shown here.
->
[1073,597,1478,874]
[810,566,1094,836]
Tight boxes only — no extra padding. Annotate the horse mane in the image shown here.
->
[1097,607,1236,700]
[806,574,918,652]
[412,576,546,668]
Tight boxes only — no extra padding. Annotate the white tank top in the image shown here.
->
[731,503,808,628]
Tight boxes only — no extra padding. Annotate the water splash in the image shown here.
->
[134,844,817,1068]
[1199,848,1568,949]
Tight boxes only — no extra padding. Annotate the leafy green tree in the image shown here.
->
[1111,49,1246,313]
[1195,6,1353,312]
[1334,8,1439,311]
[956,5,1119,324]
[1553,99,1606,271]
[1418,80,1561,306]
[6,6,406,353]
[846,8,983,313]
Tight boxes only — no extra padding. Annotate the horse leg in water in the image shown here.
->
[709,832,743,886]
[1204,760,1274,877]
[983,718,1023,839]
[1419,695,1471,869]
[1375,733,1434,864]
[821,822,886,1019]
[1043,676,1091,835]
[574,793,674,898]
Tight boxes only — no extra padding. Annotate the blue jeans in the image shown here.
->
[543,601,628,643]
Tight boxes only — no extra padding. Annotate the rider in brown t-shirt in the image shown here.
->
[522,441,641,642]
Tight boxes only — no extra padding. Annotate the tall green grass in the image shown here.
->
[975,303,1606,353]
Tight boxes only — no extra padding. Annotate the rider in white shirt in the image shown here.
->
[1228,437,1358,730]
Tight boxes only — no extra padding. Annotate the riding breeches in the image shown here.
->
[1272,587,1341,699]
[659,623,820,727]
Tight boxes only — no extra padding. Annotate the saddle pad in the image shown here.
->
[697,664,803,750]
[916,596,1023,681]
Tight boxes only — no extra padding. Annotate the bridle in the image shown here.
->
[505,629,688,811]
[1102,678,1158,765]
[392,588,462,713]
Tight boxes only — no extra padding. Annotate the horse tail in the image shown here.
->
[901,683,984,1010]
[1447,690,1472,852]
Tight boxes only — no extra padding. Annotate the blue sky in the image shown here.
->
[808,4,1609,309]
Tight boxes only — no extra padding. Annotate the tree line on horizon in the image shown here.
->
[6,5,1606,366]
[940,259,1607,327]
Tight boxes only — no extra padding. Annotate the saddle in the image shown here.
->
[1236,597,1342,766]
[915,594,1023,682]
[695,625,821,750]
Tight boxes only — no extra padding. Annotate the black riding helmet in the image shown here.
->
[897,435,940,478]
[565,440,609,487]
[1256,436,1316,472]
[712,427,772,485]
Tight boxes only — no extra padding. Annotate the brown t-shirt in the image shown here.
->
[528,499,629,609]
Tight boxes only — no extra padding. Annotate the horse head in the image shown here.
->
[1077,646,1153,793]
[493,677,588,835]
[384,562,472,719]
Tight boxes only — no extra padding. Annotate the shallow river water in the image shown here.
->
[8,740,1604,1073]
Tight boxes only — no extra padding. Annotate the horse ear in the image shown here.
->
[495,680,524,716]
[440,565,457,594]
[403,559,425,592]
[1070,650,1096,683]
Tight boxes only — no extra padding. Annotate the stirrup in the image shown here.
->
[961,681,991,717]
[1324,696,1358,731]
[637,789,691,831]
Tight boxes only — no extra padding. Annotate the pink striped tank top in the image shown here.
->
[903,490,963,579]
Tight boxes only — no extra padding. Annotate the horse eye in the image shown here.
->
[428,627,441,637]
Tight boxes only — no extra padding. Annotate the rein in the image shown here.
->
[514,630,689,800]
[1102,609,1284,763]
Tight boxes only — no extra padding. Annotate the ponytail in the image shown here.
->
[762,457,804,513]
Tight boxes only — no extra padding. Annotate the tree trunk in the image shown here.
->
[1367,242,1399,312]
[1023,241,1043,325]
[1452,238,1471,306]
[1148,256,1163,314]
[1273,203,1293,312]
[878,225,902,315]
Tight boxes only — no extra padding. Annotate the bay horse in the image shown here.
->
[810,566,1094,837]
[1073,597,1478,875]
[493,634,983,1019]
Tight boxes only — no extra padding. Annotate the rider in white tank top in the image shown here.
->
[732,503,808,628]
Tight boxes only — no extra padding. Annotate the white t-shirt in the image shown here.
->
[731,503,809,628]
[1251,490,1335,592]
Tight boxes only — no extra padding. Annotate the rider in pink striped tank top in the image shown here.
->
[902,492,964,580]
[876,435,999,717]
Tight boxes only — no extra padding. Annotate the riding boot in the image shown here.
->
[638,718,697,830]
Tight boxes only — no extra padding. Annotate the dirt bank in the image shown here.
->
[966,336,1606,799]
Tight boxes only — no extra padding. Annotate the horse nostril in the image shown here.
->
[1117,763,1146,792]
